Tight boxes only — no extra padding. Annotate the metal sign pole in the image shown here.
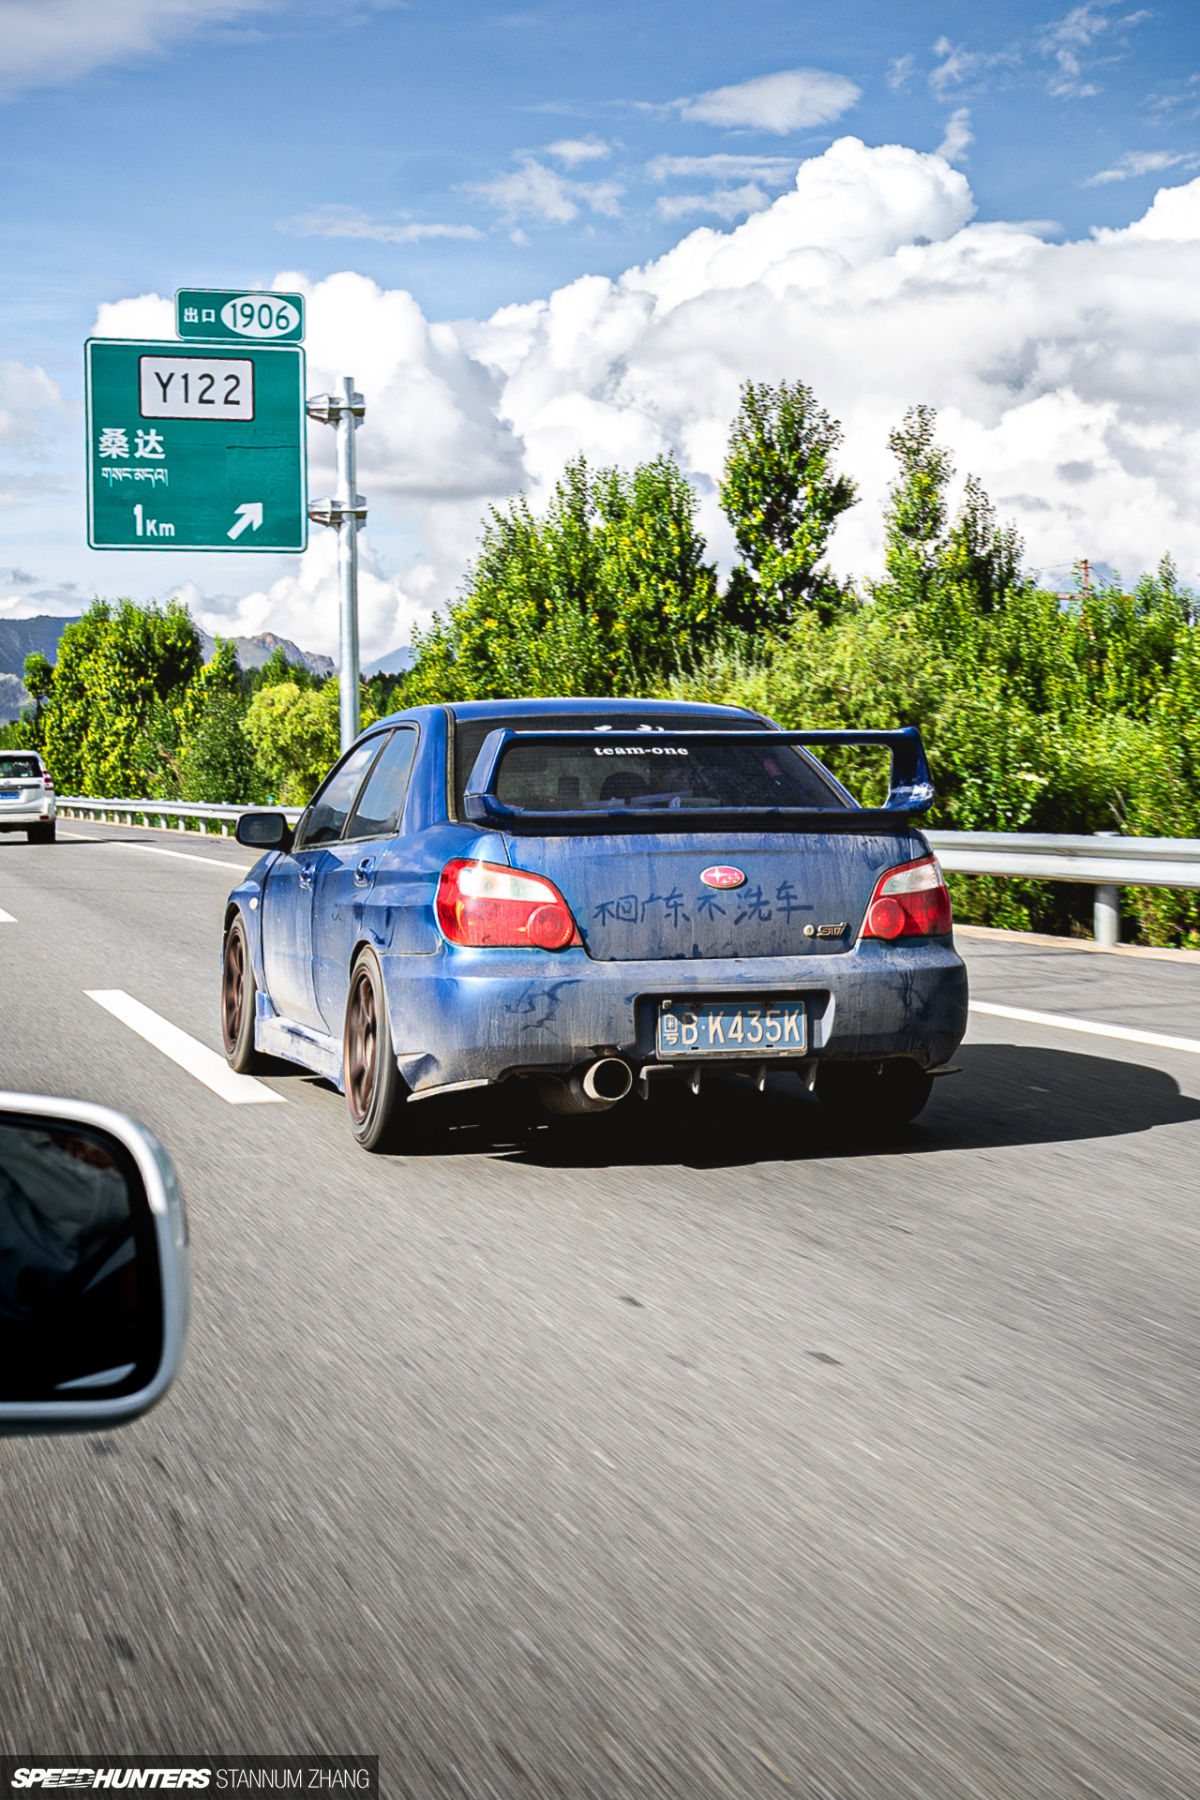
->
[307,377,367,752]
[334,376,362,752]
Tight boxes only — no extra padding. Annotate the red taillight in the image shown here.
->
[42,774,54,791]
[862,855,952,941]
[436,858,581,950]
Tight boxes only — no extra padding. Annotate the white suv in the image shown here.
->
[0,750,56,842]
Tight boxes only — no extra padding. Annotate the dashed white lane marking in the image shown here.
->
[970,1000,1200,1058]
[0,907,14,923]
[85,989,285,1105]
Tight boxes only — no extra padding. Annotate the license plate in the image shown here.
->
[656,998,807,1058]
[0,790,19,801]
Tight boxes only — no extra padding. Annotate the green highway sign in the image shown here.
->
[176,288,304,343]
[85,338,307,552]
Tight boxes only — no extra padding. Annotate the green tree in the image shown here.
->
[876,404,955,616]
[243,678,380,803]
[719,379,857,631]
[22,653,54,744]
[405,454,719,703]
[42,599,202,796]
[177,639,264,804]
[1068,556,1189,719]
[0,718,34,752]
[940,475,1025,620]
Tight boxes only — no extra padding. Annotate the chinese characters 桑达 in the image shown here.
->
[98,427,166,461]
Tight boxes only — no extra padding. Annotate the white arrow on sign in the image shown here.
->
[227,502,264,541]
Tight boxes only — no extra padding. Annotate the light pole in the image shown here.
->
[307,377,367,752]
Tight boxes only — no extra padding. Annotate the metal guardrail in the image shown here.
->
[57,801,1198,946]
[57,797,304,835]
[927,830,1200,946]
[926,830,1200,890]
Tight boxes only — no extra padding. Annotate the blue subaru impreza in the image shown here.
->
[221,697,968,1150]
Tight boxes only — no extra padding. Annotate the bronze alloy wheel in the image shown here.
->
[344,963,379,1125]
[221,923,247,1058]
[342,951,407,1151]
[221,915,264,1073]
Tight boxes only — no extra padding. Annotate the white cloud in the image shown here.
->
[656,184,771,222]
[0,0,274,100]
[466,157,623,226]
[544,138,611,166]
[1084,149,1200,186]
[92,291,174,338]
[1033,1,1150,99]
[279,207,482,244]
[0,362,69,447]
[0,579,81,619]
[676,67,860,134]
[88,139,1200,659]
[937,107,974,165]
[1109,179,1200,240]
[163,533,435,667]
[928,36,993,97]
[646,153,797,185]
[887,54,917,94]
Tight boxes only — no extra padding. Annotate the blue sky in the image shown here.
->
[1,0,1198,653]
[3,0,1197,375]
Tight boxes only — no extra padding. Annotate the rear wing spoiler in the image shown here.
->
[463,727,935,833]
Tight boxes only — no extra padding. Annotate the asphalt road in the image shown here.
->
[2,820,1199,1799]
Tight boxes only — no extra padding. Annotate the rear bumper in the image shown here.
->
[0,799,55,829]
[383,936,969,1094]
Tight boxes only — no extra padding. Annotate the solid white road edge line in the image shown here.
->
[969,999,1200,1058]
[85,989,285,1105]
[116,844,252,872]
[0,907,15,923]
[58,829,250,872]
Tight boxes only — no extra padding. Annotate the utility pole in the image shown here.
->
[307,377,367,752]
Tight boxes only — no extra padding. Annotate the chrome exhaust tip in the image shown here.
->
[581,1057,633,1104]
[540,1057,634,1115]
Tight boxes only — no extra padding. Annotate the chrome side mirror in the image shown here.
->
[0,1096,189,1433]
[235,810,294,851]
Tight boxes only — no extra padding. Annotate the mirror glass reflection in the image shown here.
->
[0,1121,162,1401]
[236,811,288,848]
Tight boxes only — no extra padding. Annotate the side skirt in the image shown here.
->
[255,1010,344,1089]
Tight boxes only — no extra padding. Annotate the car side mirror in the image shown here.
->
[236,810,294,852]
[0,1097,189,1433]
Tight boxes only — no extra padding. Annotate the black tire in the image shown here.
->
[221,914,268,1073]
[343,950,409,1152]
[816,1058,934,1133]
[26,822,55,844]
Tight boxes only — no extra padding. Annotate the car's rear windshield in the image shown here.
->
[0,756,40,780]
[454,713,849,813]
[455,711,758,812]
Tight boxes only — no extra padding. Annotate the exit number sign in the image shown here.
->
[176,288,304,343]
[85,338,307,552]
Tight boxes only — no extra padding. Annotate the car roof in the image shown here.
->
[445,697,763,721]
[369,696,767,732]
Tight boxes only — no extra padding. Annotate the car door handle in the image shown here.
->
[353,858,376,886]
[298,866,314,890]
